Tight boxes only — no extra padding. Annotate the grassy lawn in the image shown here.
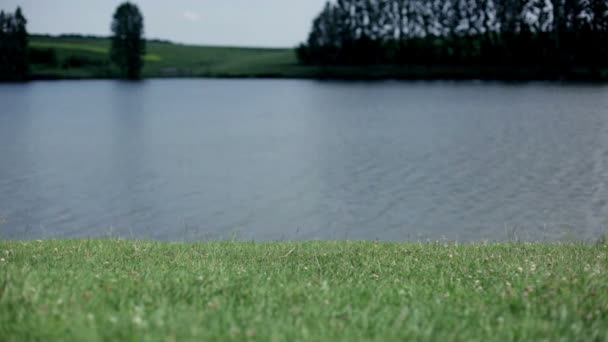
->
[0,240,606,341]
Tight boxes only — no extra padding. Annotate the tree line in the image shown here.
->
[297,0,608,70]
[0,2,145,81]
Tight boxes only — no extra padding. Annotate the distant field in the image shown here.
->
[29,35,319,79]
[27,35,608,80]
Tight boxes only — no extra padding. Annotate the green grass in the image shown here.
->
[31,41,162,61]
[28,35,608,80]
[29,35,316,79]
[1,240,606,341]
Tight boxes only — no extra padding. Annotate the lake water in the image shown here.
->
[1,79,608,241]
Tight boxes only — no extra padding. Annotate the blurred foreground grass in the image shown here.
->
[0,240,606,341]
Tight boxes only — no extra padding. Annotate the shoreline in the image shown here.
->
[21,35,608,83]
[5,72,608,84]
[23,66,608,83]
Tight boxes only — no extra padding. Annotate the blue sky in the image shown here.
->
[0,0,326,47]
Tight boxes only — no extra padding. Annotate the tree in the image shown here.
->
[0,11,6,77]
[110,2,145,80]
[14,7,28,78]
[0,7,28,81]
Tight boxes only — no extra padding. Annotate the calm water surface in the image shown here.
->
[1,79,608,241]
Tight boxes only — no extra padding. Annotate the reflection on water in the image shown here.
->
[1,79,607,241]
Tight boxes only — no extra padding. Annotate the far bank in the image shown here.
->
[26,35,608,82]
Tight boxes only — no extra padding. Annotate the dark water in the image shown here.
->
[1,79,608,241]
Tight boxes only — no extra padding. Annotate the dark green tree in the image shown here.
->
[14,7,28,78]
[0,11,6,78]
[0,7,28,81]
[110,2,145,80]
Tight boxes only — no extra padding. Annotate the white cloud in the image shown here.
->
[182,11,200,22]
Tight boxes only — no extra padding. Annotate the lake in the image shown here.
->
[1,79,607,241]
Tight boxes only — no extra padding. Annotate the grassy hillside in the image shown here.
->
[29,35,318,79]
[1,240,607,341]
[27,35,608,80]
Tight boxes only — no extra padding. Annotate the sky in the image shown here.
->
[0,0,327,47]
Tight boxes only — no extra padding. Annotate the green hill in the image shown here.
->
[28,35,319,79]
